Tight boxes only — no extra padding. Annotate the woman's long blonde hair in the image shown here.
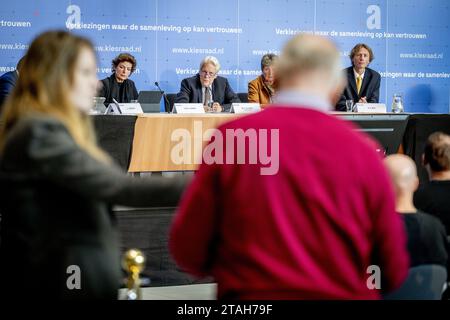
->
[0,30,109,162]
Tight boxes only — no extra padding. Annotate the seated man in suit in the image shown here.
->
[335,43,381,111]
[384,154,449,270]
[174,56,240,112]
[0,56,25,113]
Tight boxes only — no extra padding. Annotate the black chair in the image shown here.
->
[237,92,248,103]
[383,264,447,300]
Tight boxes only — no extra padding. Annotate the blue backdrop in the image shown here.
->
[1,0,449,112]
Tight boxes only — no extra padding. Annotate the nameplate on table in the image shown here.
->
[231,103,261,114]
[354,103,386,113]
[173,103,205,114]
[106,103,143,115]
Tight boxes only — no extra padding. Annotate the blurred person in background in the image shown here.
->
[335,43,380,111]
[174,56,240,112]
[0,30,186,299]
[414,132,450,235]
[384,154,448,270]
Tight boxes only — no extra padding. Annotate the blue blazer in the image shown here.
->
[336,67,381,111]
[0,70,18,110]
[174,74,240,112]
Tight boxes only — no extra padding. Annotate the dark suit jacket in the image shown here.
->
[174,74,240,112]
[98,74,138,106]
[336,67,381,111]
[0,115,187,299]
[0,70,18,112]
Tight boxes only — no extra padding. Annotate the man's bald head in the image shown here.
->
[384,154,419,195]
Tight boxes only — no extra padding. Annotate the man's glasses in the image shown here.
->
[200,70,216,77]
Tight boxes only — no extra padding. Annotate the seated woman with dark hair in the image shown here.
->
[248,53,278,105]
[98,52,138,105]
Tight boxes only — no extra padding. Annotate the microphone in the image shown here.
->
[155,81,171,113]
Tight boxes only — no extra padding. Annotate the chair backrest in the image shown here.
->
[237,92,248,103]
[383,264,447,300]
[166,93,177,112]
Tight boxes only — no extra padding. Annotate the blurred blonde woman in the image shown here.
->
[0,30,186,299]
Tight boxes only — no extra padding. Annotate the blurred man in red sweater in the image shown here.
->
[170,34,409,299]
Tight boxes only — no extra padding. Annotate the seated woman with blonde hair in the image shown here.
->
[248,53,278,104]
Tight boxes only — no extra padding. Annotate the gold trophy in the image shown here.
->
[122,249,146,300]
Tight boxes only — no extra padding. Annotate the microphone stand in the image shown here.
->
[155,81,171,113]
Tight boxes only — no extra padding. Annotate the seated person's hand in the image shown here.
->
[358,96,367,103]
[211,102,222,112]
